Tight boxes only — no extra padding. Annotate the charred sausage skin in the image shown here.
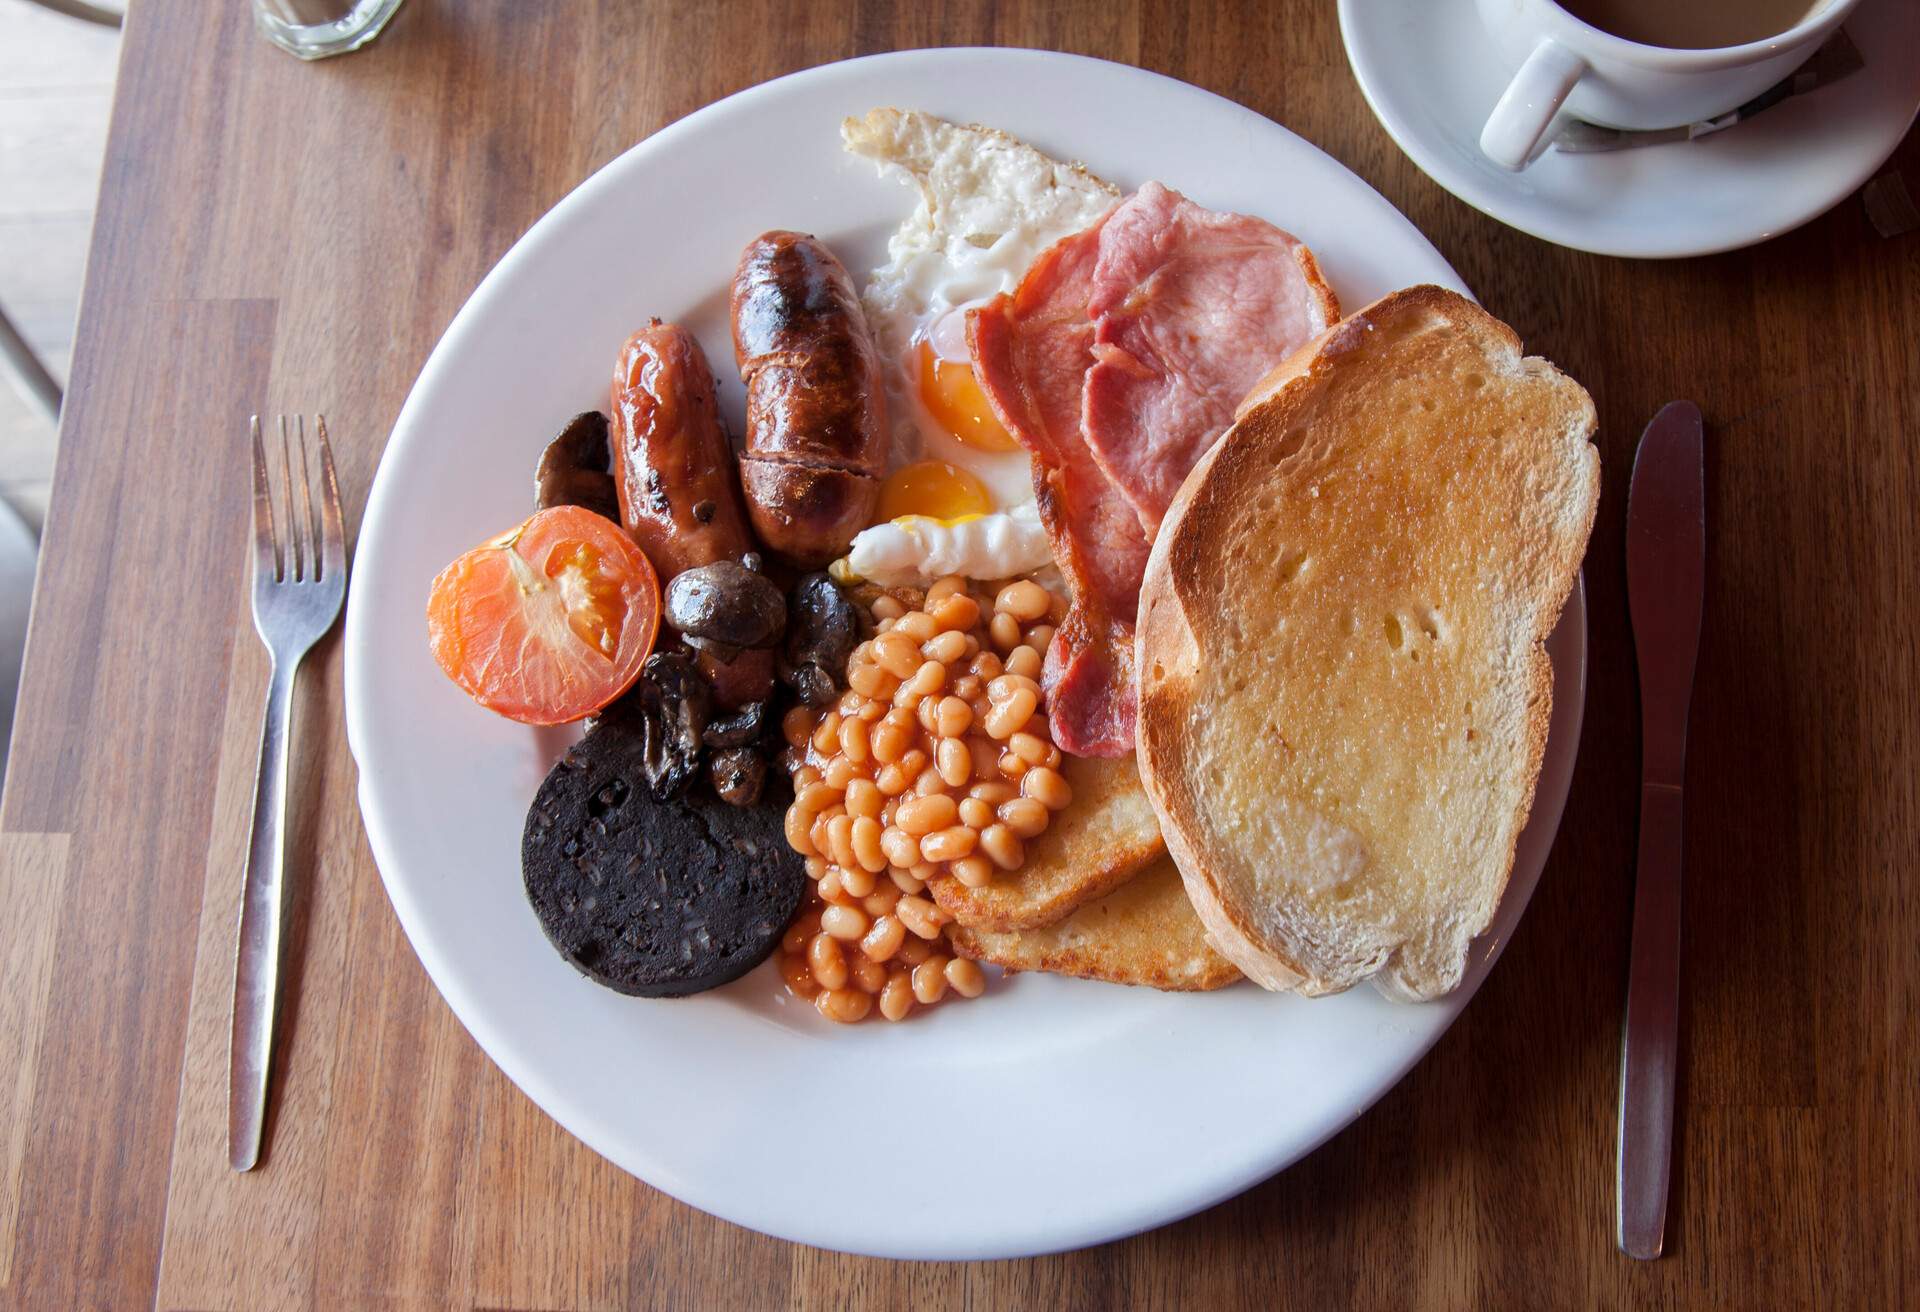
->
[731,231,887,566]
[611,320,771,707]
[610,320,754,583]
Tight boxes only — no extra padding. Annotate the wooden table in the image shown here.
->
[3,1,1915,1306]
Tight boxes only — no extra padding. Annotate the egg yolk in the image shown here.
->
[916,338,1021,454]
[877,459,993,524]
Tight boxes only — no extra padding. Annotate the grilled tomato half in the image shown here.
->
[427,505,660,724]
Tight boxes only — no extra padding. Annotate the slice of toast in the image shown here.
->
[1136,285,1599,1001]
[949,857,1240,991]
[928,753,1163,931]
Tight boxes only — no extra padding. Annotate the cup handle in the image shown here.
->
[1479,39,1587,171]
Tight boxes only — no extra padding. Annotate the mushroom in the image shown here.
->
[703,698,771,750]
[632,648,710,800]
[709,747,766,808]
[534,411,620,522]
[779,573,858,706]
[664,559,787,650]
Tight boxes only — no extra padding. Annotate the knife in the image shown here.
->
[1617,401,1706,1260]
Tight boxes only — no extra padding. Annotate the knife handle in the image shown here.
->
[1617,780,1684,1259]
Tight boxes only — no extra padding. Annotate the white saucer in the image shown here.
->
[1339,0,1920,258]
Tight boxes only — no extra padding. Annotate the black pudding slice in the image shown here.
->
[522,719,805,997]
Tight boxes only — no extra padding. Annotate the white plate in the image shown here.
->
[1339,0,1920,258]
[344,48,1587,1260]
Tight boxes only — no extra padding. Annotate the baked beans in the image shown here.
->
[912,957,951,1004]
[808,933,848,990]
[781,953,820,999]
[1004,645,1044,681]
[920,826,977,862]
[895,893,944,940]
[945,957,987,998]
[848,661,897,699]
[1024,765,1073,811]
[936,695,973,738]
[968,779,1017,805]
[979,824,1024,871]
[989,610,1021,653]
[998,797,1050,838]
[995,579,1052,622]
[845,779,883,820]
[923,629,969,665]
[816,987,873,1023]
[880,825,921,869]
[926,575,967,605]
[821,904,869,941]
[850,816,887,872]
[851,954,886,994]
[879,970,915,1021]
[838,716,871,764]
[936,737,972,788]
[951,856,993,889]
[982,688,1038,740]
[777,574,1071,1022]
[861,914,906,962]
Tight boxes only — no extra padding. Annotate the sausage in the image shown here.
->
[698,645,774,712]
[610,320,754,582]
[730,231,887,566]
[611,320,772,708]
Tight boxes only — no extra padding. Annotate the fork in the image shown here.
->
[229,414,346,1172]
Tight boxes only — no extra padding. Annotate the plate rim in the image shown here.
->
[343,45,1589,1259]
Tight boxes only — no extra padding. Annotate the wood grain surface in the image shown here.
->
[2,1,1916,1307]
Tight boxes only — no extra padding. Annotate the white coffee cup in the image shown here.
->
[1474,0,1861,170]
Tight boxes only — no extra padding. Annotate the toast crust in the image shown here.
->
[1136,285,1599,1000]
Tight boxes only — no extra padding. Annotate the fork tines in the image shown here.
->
[250,414,345,588]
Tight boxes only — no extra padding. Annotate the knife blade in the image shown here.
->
[1617,400,1706,1260]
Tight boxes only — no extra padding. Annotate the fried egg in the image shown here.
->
[840,108,1119,586]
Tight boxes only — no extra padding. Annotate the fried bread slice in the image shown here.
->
[1136,285,1599,1001]
[928,752,1162,931]
[950,857,1239,990]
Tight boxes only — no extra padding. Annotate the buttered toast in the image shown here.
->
[1136,285,1598,1001]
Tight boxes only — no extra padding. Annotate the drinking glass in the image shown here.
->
[253,0,405,60]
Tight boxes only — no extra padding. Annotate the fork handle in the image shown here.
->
[228,654,299,1171]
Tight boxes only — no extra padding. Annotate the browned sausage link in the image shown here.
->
[731,231,886,566]
[610,320,754,582]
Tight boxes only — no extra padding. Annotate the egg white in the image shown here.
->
[843,502,1051,589]
[839,108,1119,582]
